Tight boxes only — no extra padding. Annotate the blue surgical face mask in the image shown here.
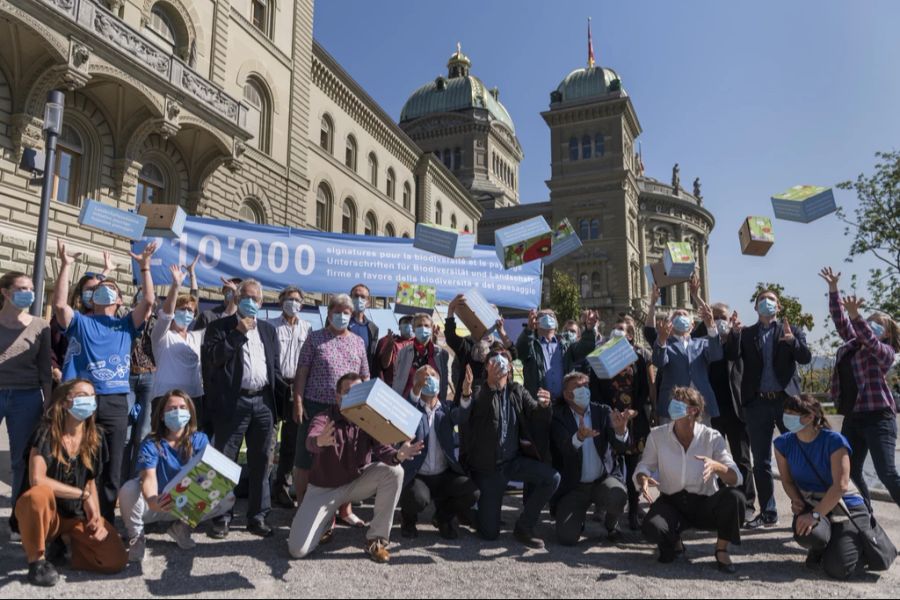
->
[668,399,690,421]
[673,315,693,334]
[490,354,510,375]
[81,290,94,308]
[399,323,414,339]
[164,408,192,432]
[573,386,591,410]
[331,312,351,330]
[352,297,367,313]
[423,375,440,397]
[11,290,35,310]
[174,309,194,329]
[715,319,731,336]
[415,326,432,344]
[869,321,886,339]
[539,314,557,331]
[69,395,97,422]
[783,413,807,434]
[757,298,778,317]
[611,329,627,339]
[238,297,259,318]
[563,331,578,343]
[92,285,118,306]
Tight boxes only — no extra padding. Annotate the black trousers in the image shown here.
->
[273,384,297,486]
[555,476,628,546]
[794,503,871,580]
[642,488,746,550]
[95,393,129,523]
[711,406,757,511]
[400,470,479,524]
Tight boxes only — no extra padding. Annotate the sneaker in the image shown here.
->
[513,525,545,550]
[743,514,778,530]
[272,485,296,509]
[127,534,146,562]
[27,560,59,587]
[167,521,196,550]
[366,538,391,564]
[208,517,229,539]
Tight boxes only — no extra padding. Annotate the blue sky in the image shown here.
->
[314,0,900,345]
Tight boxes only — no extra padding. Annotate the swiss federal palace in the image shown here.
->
[0,0,714,323]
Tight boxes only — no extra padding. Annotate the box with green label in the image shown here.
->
[395,281,437,315]
[739,216,775,256]
[161,445,241,528]
[587,336,639,379]
[770,185,836,223]
[494,217,553,269]
[542,218,582,265]
[663,241,695,279]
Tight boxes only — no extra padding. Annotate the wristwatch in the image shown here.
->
[811,512,821,521]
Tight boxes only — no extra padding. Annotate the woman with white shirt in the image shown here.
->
[149,266,204,424]
[634,386,746,574]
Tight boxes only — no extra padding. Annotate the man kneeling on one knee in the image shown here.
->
[551,372,633,545]
[287,373,424,563]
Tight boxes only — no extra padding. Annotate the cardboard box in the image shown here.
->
[587,336,639,379]
[413,223,475,258]
[340,379,423,445]
[512,359,525,386]
[663,241,695,279]
[395,281,437,315]
[454,287,500,341]
[644,261,691,289]
[771,185,837,223]
[138,203,187,238]
[78,198,147,241]
[494,217,553,269]
[542,218,583,265]
[161,445,241,527]
[739,216,775,256]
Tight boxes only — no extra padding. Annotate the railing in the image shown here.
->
[638,179,700,205]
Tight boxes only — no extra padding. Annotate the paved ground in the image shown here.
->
[1,427,899,598]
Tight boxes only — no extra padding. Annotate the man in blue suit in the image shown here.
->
[399,365,478,540]
[652,306,722,424]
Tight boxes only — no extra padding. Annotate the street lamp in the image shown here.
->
[30,90,65,317]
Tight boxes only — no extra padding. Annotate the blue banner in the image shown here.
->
[134,217,543,310]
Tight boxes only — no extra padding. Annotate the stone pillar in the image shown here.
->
[286,0,314,197]
[208,0,231,85]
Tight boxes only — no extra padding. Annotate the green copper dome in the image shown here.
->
[552,66,625,105]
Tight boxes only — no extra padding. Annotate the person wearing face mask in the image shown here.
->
[15,379,127,587]
[551,372,632,545]
[118,390,234,562]
[445,293,514,404]
[727,288,812,529]
[821,268,900,512]
[391,313,450,404]
[0,272,52,540]
[292,293,370,531]
[192,276,242,332]
[774,394,877,580]
[635,386,745,573]
[53,239,158,524]
[348,284,380,375]
[373,315,415,386]
[399,365,478,540]
[265,286,312,509]
[203,279,283,539]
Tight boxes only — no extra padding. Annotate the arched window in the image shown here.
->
[579,219,590,241]
[569,137,579,161]
[239,198,265,224]
[52,125,83,205]
[450,213,458,230]
[453,147,462,170]
[435,201,443,225]
[251,0,274,38]
[315,182,331,230]
[582,135,592,160]
[595,133,605,157]
[402,182,412,211]
[368,153,378,187]
[244,77,272,154]
[592,271,604,297]
[402,232,411,239]
[384,222,395,237]
[344,135,357,171]
[146,3,178,53]
[342,198,356,234]
[364,212,377,236]
[386,168,396,200]
[319,114,333,153]
[580,274,590,298]
[136,162,165,208]
[591,218,601,240]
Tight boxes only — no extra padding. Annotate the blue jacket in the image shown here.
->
[652,334,723,418]
[402,397,464,488]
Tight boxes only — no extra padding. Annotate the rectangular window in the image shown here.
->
[252,1,268,34]
[52,149,78,205]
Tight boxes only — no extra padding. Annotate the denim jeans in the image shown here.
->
[0,388,44,502]
[841,410,900,511]
[126,372,155,479]
[745,394,787,519]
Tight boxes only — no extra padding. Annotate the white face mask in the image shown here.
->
[283,300,302,317]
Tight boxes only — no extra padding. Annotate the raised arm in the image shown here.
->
[820,268,854,342]
[129,242,158,330]
[52,240,78,330]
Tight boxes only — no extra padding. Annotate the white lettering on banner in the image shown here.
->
[268,242,290,274]
[241,239,263,271]
[199,235,221,268]
[295,245,315,276]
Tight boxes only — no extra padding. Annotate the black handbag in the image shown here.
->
[796,439,897,571]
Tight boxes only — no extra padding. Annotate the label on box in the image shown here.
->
[747,217,774,241]
[495,216,553,268]
[543,218,583,265]
[395,281,436,312]
[79,199,147,240]
[771,185,829,202]
[161,445,241,527]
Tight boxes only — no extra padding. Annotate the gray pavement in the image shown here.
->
[1,425,899,598]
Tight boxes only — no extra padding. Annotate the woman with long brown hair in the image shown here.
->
[14,378,127,587]
[118,389,233,563]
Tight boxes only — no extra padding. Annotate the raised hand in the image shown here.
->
[316,419,336,448]
[528,309,538,331]
[695,455,726,483]
[184,254,200,275]
[496,317,507,337]
[843,295,865,320]
[102,250,116,275]
[699,303,715,329]
[611,408,637,435]
[818,267,840,292]
[730,310,742,332]
[657,319,673,345]
[650,284,661,306]
[448,293,465,316]
[780,317,795,343]
[583,309,599,330]
[536,388,552,408]
[236,316,256,334]
[462,364,474,397]
[486,357,506,388]
[412,366,429,396]
[397,439,426,462]
[169,264,186,288]
[220,276,239,295]
[577,414,601,442]
[690,271,701,300]
[129,242,158,270]
[57,239,81,267]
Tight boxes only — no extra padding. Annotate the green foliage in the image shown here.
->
[750,282,815,331]
[836,151,900,318]
[548,270,581,323]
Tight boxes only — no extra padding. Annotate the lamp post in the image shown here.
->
[30,90,65,317]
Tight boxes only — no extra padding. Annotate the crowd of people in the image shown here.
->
[0,241,898,587]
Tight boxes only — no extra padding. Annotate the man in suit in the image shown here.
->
[349,283,379,376]
[551,372,632,545]
[391,313,450,405]
[204,278,283,538]
[726,288,811,529]
[399,366,478,540]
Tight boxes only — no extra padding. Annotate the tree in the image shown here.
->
[750,282,814,331]
[548,270,581,323]
[836,150,900,317]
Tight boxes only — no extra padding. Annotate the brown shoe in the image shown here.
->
[365,538,390,564]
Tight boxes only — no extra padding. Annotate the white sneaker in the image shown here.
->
[127,534,146,562]
[167,520,196,550]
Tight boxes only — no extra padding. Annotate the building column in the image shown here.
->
[208,0,232,85]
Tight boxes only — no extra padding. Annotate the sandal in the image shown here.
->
[338,513,368,528]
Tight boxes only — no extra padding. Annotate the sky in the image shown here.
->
[313,0,900,345]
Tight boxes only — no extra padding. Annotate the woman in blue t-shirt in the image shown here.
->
[774,394,873,580]
[118,390,234,563]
